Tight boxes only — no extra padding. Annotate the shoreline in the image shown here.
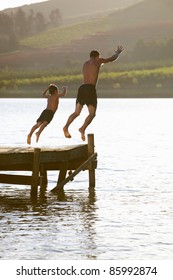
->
[0,87,173,98]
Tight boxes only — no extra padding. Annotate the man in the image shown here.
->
[63,45,124,141]
[27,84,67,144]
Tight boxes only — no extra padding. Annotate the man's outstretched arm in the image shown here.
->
[99,45,124,64]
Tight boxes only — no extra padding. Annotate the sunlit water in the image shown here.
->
[0,98,173,260]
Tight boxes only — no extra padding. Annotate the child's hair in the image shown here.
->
[49,84,58,95]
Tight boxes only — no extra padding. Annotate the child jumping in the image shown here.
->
[27,84,67,144]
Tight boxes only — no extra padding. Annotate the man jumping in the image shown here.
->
[63,45,124,141]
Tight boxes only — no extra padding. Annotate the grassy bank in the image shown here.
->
[1,87,172,98]
[0,65,173,98]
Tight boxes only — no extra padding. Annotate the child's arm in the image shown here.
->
[58,86,68,97]
[42,85,51,98]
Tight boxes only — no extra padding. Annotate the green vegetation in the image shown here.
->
[21,18,110,49]
[99,67,173,84]
[0,64,173,97]
[0,8,62,53]
[1,0,173,97]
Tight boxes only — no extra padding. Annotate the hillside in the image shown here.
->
[1,0,173,70]
[109,0,173,26]
[4,0,140,25]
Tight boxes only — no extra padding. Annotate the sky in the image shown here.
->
[0,0,48,11]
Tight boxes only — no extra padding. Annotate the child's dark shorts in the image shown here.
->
[76,84,97,108]
[37,109,54,123]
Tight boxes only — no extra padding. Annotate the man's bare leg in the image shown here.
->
[79,128,86,141]
[79,114,93,141]
[35,132,40,143]
[79,105,96,141]
[63,103,83,138]
[63,126,72,138]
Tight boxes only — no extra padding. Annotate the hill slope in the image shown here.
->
[21,0,173,51]
[4,0,140,24]
[109,0,173,26]
[1,0,173,69]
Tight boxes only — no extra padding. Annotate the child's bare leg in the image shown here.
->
[27,123,40,144]
[27,135,32,145]
[35,121,48,142]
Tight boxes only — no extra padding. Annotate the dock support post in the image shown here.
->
[40,164,48,185]
[31,148,41,197]
[40,164,47,194]
[87,134,95,187]
[57,161,68,190]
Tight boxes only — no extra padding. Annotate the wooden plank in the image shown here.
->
[0,164,32,171]
[51,153,97,193]
[0,145,88,165]
[0,174,32,185]
[39,145,88,162]
[0,153,33,165]
[0,159,95,172]
[0,174,43,186]
[0,145,85,154]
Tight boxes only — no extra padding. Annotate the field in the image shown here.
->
[1,0,173,98]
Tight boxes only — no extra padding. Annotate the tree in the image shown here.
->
[14,8,28,38]
[49,9,62,27]
[0,35,9,53]
[27,9,35,36]
[0,12,13,34]
[34,12,46,33]
[8,33,19,51]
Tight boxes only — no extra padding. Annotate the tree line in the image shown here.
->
[0,8,62,53]
[130,38,173,62]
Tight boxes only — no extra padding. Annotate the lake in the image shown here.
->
[0,98,173,260]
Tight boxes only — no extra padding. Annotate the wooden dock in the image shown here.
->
[0,134,97,197]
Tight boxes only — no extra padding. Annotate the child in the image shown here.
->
[27,84,67,144]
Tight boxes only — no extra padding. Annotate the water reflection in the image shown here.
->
[0,185,98,259]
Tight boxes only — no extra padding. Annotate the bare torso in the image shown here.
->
[82,59,101,86]
[46,93,59,112]
[82,46,124,86]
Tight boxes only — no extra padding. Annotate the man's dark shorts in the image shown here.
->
[76,84,97,108]
[37,109,54,123]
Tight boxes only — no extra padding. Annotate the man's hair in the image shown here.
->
[90,50,100,58]
[49,84,58,95]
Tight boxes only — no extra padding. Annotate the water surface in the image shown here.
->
[0,98,173,259]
